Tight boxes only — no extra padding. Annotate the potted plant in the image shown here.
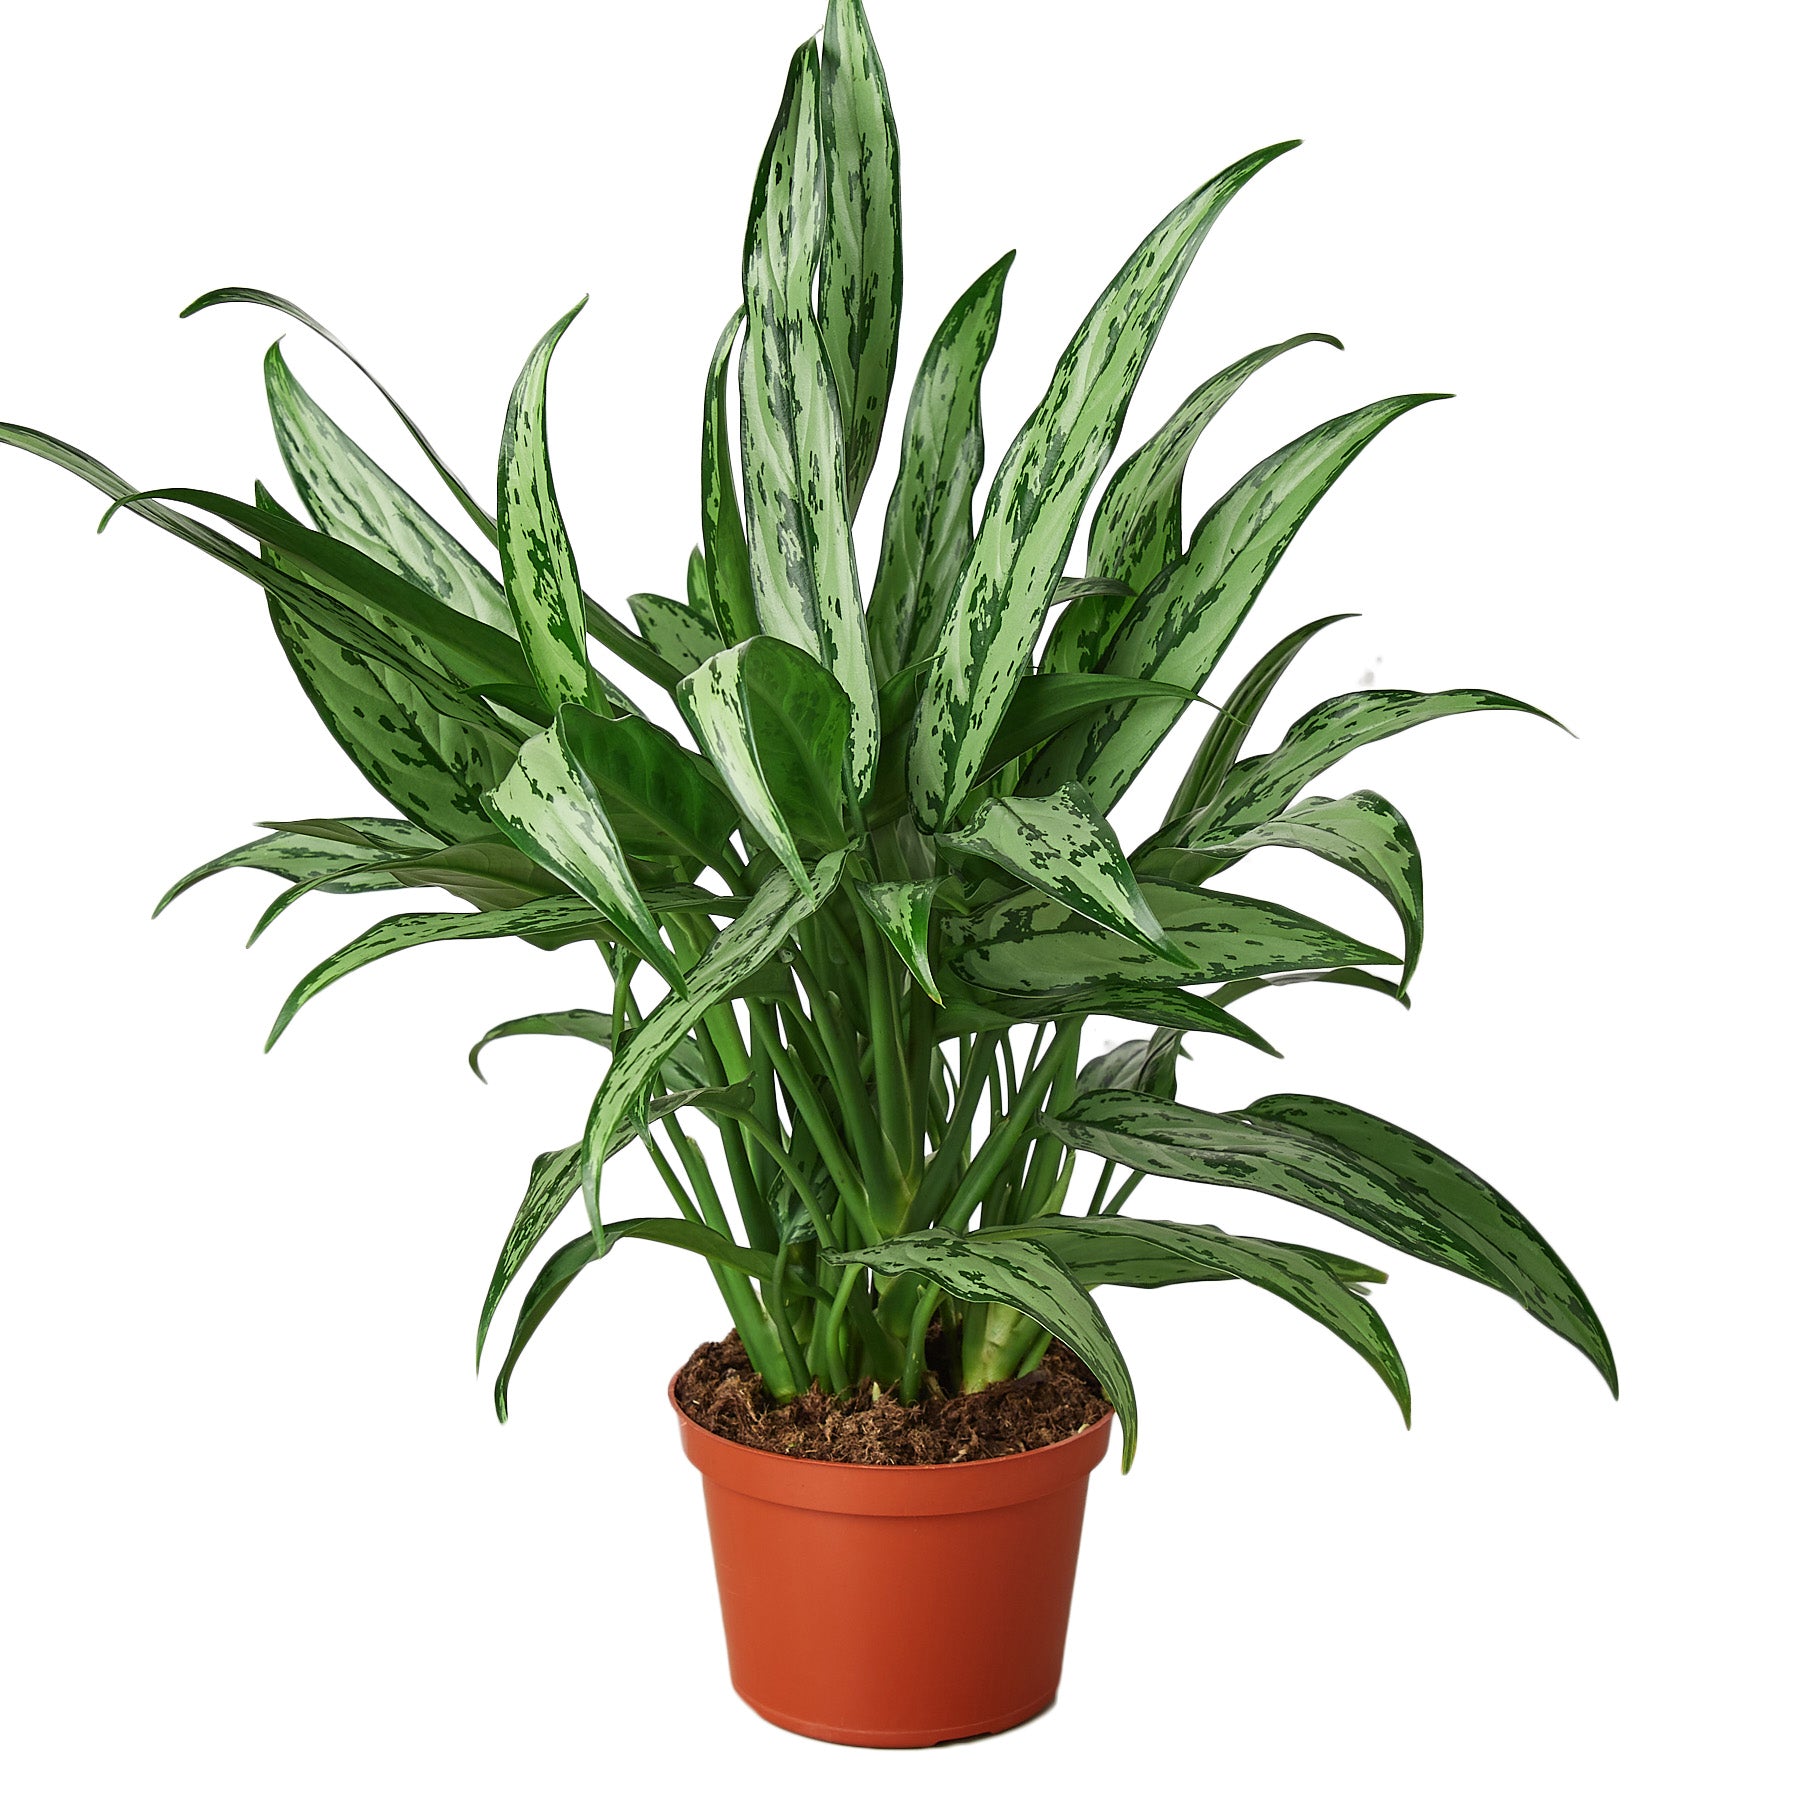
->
[1,0,1613,1751]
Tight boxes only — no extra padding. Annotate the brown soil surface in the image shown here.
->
[674,1330,1108,1465]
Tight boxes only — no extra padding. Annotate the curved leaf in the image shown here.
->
[826,1227,1138,1467]
[627,590,723,679]
[467,1010,710,1087]
[907,141,1298,830]
[938,977,1277,1055]
[556,706,738,867]
[1087,331,1343,594]
[740,42,879,795]
[819,0,903,515]
[497,301,601,714]
[154,819,440,917]
[1029,394,1447,810]
[989,1214,1407,1420]
[856,878,943,1003]
[699,308,758,644]
[1077,1030,1183,1100]
[867,251,1012,681]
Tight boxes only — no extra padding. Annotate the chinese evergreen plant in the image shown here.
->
[3,0,1613,1465]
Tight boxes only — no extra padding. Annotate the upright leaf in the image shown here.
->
[826,1228,1138,1466]
[627,590,724,678]
[818,0,903,515]
[1029,395,1447,810]
[699,308,758,644]
[1087,331,1342,593]
[937,783,1181,960]
[264,343,514,633]
[497,301,601,714]
[867,252,1012,682]
[907,141,1299,829]
[482,713,684,989]
[740,43,880,795]
[676,637,850,894]
[856,878,943,1002]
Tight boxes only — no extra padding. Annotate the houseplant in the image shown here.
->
[1,0,1613,1749]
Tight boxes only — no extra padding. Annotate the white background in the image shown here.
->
[2,1,1792,1793]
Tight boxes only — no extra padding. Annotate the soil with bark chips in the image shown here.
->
[675,1329,1108,1464]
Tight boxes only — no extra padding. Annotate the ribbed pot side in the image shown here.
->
[672,1378,1113,1748]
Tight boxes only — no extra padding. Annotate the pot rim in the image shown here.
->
[669,1373,1114,1516]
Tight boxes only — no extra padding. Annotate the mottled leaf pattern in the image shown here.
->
[264,344,513,633]
[938,783,1179,959]
[477,1144,582,1364]
[1087,332,1342,593]
[467,1010,710,1088]
[939,977,1277,1054]
[1243,1094,1616,1391]
[949,880,1396,995]
[907,142,1298,829]
[1030,395,1447,810]
[739,43,880,795]
[699,308,759,645]
[989,1215,1408,1419]
[867,253,1011,681]
[818,0,903,516]
[856,878,943,1002]
[1077,1030,1183,1100]
[556,706,738,866]
[482,714,683,988]
[627,590,724,678]
[827,1228,1138,1466]
[154,819,440,917]
[496,302,600,714]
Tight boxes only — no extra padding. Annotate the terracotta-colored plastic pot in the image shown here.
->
[672,1378,1112,1747]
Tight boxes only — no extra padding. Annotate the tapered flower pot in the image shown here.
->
[672,1378,1112,1747]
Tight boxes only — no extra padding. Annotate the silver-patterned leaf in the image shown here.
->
[154,819,440,917]
[627,590,725,678]
[855,877,942,1002]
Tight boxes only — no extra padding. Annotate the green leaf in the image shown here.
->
[493,1218,782,1421]
[555,705,738,867]
[856,878,943,1003]
[987,1215,1407,1421]
[939,977,1277,1055]
[1077,1030,1183,1100]
[580,852,849,1230]
[182,286,499,543]
[676,637,850,892]
[467,1010,710,1087]
[948,879,1397,995]
[1181,688,1559,847]
[1183,791,1425,992]
[979,673,1198,782]
[699,308,759,645]
[1029,394,1447,810]
[627,591,724,678]
[937,783,1180,960]
[1038,580,1138,678]
[818,0,903,516]
[1243,1094,1616,1394]
[740,42,880,796]
[826,1227,1138,1467]
[477,1145,582,1364]
[263,343,514,634]
[867,252,1011,683]
[267,895,606,1048]
[496,301,601,715]
[154,819,441,917]
[1207,966,1410,1011]
[481,712,684,989]
[1159,613,1354,825]
[907,141,1298,830]
[1086,332,1342,593]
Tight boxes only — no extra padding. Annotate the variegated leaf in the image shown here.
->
[937,976,1276,1055]
[482,714,683,989]
[987,1215,1407,1420]
[867,251,1011,683]
[949,879,1395,995]
[699,308,759,645]
[676,637,850,894]
[1208,967,1409,1010]
[1168,791,1424,991]
[825,1227,1137,1466]
[580,852,848,1227]
[1181,688,1558,847]
[1159,613,1354,826]
[740,43,879,795]
[477,1144,582,1364]
[497,301,601,715]
[855,877,942,1002]
[1086,332,1342,593]
[818,0,903,515]
[907,141,1298,830]
[467,1010,711,1086]
[1244,1094,1616,1393]
[1078,1029,1184,1100]
[154,819,440,917]
[267,895,606,1048]
[1038,579,1137,678]
[979,673,1196,784]
[937,783,1180,960]
[264,343,514,633]
[556,706,738,866]
[1029,395,1447,810]
[627,590,724,678]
